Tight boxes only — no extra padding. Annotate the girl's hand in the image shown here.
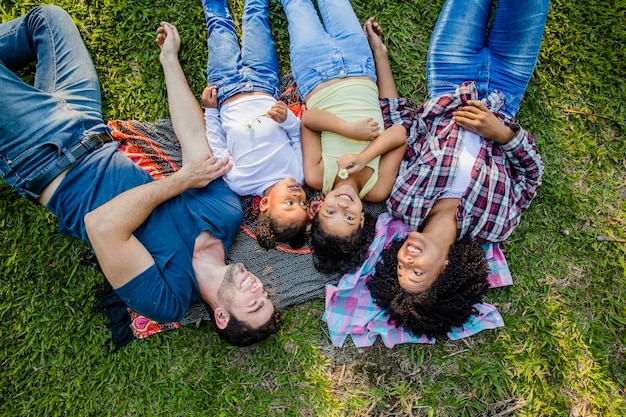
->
[337,153,366,176]
[453,100,515,144]
[266,101,288,123]
[175,153,232,189]
[202,86,218,109]
[349,117,380,140]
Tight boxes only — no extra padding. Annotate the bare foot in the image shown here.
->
[363,17,387,57]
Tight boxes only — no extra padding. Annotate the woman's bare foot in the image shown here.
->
[363,17,388,57]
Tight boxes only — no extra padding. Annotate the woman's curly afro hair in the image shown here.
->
[367,237,490,339]
[310,211,377,275]
[254,212,306,250]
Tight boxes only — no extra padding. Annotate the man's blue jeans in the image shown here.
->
[0,5,107,199]
[203,0,279,107]
[427,0,549,118]
[279,0,377,101]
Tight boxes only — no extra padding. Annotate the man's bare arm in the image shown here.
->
[157,22,213,166]
[85,154,230,288]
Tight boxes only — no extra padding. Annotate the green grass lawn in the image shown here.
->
[1,0,624,416]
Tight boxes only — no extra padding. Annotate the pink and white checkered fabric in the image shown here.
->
[323,213,512,348]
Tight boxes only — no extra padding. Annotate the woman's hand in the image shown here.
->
[453,100,515,144]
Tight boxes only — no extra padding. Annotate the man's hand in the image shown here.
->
[202,86,218,109]
[266,101,288,123]
[156,21,213,165]
[156,22,181,64]
[348,117,380,141]
[174,152,232,189]
[453,100,515,145]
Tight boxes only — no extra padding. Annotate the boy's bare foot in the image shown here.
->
[363,17,388,57]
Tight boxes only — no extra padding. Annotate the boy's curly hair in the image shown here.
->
[255,212,306,250]
[310,211,377,275]
[366,237,490,339]
[206,304,285,347]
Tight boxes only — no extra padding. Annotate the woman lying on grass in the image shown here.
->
[278,0,407,275]
[366,0,547,337]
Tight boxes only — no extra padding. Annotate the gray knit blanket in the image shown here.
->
[108,116,386,333]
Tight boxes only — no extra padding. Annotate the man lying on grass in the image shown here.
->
[0,5,282,347]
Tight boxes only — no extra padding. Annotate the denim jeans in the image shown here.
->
[203,0,279,107]
[279,0,377,101]
[427,0,549,118]
[0,5,108,199]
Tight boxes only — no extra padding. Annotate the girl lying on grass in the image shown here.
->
[278,0,407,275]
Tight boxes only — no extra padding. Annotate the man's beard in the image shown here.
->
[216,262,240,308]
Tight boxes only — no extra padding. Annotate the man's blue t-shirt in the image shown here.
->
[47,142,243,322]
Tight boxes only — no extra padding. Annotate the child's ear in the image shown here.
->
[359,212,365,227]
[259,196,270,213]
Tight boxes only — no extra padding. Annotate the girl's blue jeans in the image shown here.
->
[203,0,279,106]
[0,5,107,199]
[279,0,377,101]
[427,0,549,118]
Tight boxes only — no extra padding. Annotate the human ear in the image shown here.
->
[259,196,270,213]
[213,307,230,330]
[359,212,365,227]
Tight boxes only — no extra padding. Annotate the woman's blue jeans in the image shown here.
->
[203,0,279,106]
[279,0,377,101]
[0,5,107,199]
[427,0,549,118]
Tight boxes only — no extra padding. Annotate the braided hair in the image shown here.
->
[367,237,490,339]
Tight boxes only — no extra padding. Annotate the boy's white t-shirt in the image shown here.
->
[204,95,303,196]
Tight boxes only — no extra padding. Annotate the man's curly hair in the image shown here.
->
[206,304,285,347]
[367,237,490,339]
[254,212,306,249]
[310,212,377,275]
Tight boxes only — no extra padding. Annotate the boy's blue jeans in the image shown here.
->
[427,0,549,118]
[279,0,377,101]
[203,0,279,107]
[0,5,108,199]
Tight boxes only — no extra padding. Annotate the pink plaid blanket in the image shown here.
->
[323,213,513,348]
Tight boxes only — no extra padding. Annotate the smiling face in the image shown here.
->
[316,184,364,237]
[216,263,274,329]
[396,231,449,294]
[261,177,308,228]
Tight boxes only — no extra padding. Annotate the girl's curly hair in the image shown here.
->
[367,237,490,339]
[310,211,377,275]
[254,212,306,250]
